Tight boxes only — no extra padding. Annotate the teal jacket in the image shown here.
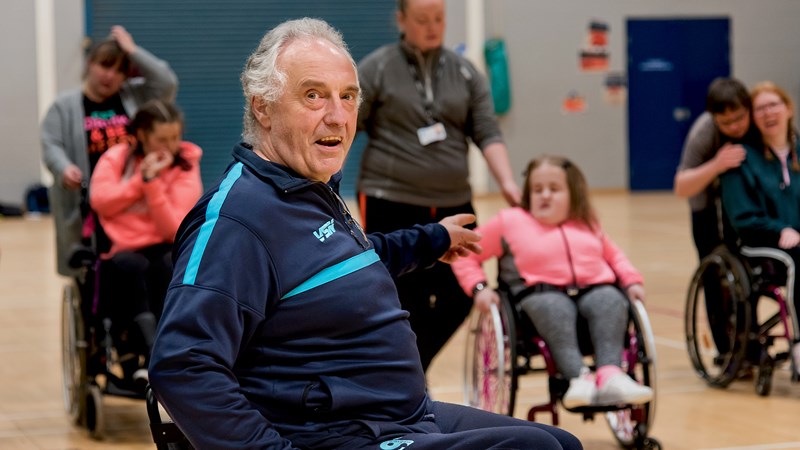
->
[720,143,800,246]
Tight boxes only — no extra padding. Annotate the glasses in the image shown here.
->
[715,110,749,127]
[754,101,785,115]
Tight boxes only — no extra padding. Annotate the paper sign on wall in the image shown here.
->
[579,20,609,72]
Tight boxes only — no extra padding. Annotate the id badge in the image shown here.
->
[417,122,447,146]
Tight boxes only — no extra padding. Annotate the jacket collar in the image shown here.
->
[399,40,442,66]
[231,142,342,193]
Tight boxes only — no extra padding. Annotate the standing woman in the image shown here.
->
[356,0,521,371]
[41,26,178,279]
[719,81,800,375]
[90,100,202,382]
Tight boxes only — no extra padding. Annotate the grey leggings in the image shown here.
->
[519,285,628,378]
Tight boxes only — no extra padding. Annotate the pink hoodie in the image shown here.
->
[451,207,643,295]
[90,141,203,257]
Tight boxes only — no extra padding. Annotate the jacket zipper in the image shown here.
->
[325,185,369,249]
[558,225,580,296]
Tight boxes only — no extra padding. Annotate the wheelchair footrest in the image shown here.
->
[105,377,146,399]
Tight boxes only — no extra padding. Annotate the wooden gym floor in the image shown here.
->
[0,191,797,449]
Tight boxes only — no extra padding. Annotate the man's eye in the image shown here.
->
[307,92,319,100]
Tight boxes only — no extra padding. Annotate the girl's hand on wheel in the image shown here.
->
[474,289,499,314]
[626,283,646,304]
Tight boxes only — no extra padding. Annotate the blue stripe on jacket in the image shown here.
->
[281,250,381,300]
[183,163,243,285]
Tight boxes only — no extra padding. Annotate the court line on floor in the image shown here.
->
[645,304,685,319]
[653,335,687,350]
[699,442,800,450]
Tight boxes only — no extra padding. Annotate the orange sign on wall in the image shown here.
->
[579,20,610,72]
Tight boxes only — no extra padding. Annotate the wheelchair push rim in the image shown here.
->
[685,248,751,388]
[463,301,517,416]
[61,282,87,426]
[605,299,658,449]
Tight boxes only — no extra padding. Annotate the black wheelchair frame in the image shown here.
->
[463,281,660,450]
[61,204,151,439]
[685,244,800,395]
[146,384,194,449]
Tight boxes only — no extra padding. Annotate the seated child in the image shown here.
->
[452,155,653,408]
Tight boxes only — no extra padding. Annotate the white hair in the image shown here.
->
[240,18,358,145]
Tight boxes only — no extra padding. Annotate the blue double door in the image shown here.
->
[627,18,730,190]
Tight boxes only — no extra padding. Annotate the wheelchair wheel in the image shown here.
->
[85,383,105,439]
[61,283,87,426]
[463,299,517,416]
[605,300,658,449]
[685,247,751,387]
[755,349,774,396]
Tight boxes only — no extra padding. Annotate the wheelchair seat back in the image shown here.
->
[497,248,623,363]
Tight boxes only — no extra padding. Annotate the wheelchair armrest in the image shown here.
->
[146,384,194,449]
[67,243,97,269]
[740,246,796,271]
[740,246,800,340]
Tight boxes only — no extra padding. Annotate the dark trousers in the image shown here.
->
[290,401,582,450]
[692,207,733,354]
[360,195,474,372]
[99,243,173,361]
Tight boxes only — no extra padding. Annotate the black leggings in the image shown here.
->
[99,243,173,358]
[692,207,734,354]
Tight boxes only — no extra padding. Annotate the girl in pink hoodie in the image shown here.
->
[452,155,652,409]
[90,100,202,385]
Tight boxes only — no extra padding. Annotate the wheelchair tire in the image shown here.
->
[685,247,751,387]
[463,299,517,416]
[605,300,657,449]
[85,384,105,440]
[61,283,87,426]
[755,351,774,396]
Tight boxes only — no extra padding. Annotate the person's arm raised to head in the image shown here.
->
[112,25,178,102]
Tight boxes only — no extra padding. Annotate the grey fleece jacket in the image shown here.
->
[356,42,503,207]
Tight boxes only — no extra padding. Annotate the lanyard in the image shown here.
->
[406,49,440,124]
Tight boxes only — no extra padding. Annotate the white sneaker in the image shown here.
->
[595,373,653,406]
[133,368,149,384]
[562,368,596,409]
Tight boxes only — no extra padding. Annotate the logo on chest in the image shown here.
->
[314,219,336,242]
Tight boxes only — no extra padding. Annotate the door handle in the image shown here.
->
[673,107,691,122]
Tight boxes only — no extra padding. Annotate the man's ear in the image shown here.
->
[252,97,271,130]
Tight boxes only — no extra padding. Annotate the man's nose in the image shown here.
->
[324,97,349,126]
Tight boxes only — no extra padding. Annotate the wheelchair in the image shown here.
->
[61,205,152,439]
[146,384,194,449]
[463,263,660,450]
[685,244,800,395]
